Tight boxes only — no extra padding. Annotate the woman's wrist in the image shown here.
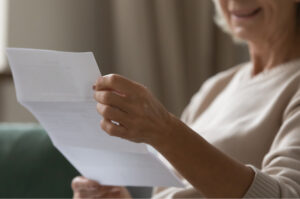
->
[150,116,255,198]
[150,113,191,153]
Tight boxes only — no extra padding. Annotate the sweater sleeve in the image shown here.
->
[243,92,300,198]
[152,83,300,198]
[152,65,245,199]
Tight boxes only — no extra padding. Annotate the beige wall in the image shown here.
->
[0,0,249,122]
[8,0,98,52]
[0,76,36,122]
[0,0,99,122]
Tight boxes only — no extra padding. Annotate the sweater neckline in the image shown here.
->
[239,58,300,84]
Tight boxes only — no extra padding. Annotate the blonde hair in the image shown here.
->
[211,0,244,43]
[212,0,231,34]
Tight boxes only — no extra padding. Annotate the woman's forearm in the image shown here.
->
[92,74,254,197]
[152,116,255,198]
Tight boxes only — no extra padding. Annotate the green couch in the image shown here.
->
[0,123,152,198]
[0,123,78,198]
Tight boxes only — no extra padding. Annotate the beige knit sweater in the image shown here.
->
[153,59,300,198]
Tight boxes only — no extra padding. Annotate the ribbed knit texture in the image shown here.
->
[243,165,280,198]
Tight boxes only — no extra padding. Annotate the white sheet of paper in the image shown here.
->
[6,48,184,187]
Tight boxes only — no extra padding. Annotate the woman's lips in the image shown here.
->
[231,8,262,19]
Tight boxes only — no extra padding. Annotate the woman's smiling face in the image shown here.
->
[218,0,300,42]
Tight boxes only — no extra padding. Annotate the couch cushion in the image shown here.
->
[0,123,78,198]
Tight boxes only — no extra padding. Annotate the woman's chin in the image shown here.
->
[232,28,258,42]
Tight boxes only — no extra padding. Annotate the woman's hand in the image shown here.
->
[72,176,132,199]
[93,74,177,147]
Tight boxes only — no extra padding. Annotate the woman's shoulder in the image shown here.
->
[282,67,300,120]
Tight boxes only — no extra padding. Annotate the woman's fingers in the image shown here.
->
[96,104,130,128]
[95,74,144,96]
[72,177,104,199]
[75,189,106,199]
[100,118,128,138]
[72,176,100,191]
[93,74,174,145]
[94,90,131,113]
[76,187,131,199]
[72,176,126,199]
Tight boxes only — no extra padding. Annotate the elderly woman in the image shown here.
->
[72,0,300,198]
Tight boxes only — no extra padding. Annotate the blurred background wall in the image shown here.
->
[0,0,249,123]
